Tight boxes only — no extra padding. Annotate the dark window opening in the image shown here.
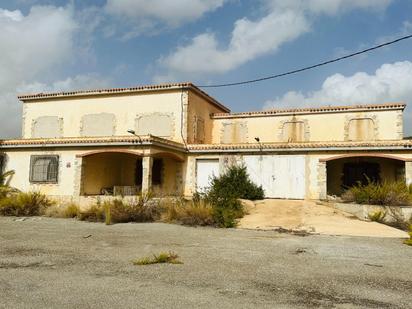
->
[135,158,143,186]
[152,158,163,185]
[0,155,4,174]
[342,162,380,189]
[30,155,59,183]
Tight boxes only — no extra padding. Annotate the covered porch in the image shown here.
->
[318,154,412,198]
[76,149,185,197]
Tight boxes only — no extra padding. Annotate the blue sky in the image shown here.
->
[1,0,412,138]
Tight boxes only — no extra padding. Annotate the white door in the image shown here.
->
[196,159,219,193]
[243,155,306,199]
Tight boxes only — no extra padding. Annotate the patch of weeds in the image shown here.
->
[368,210,386,223]
[161,196,214,226]
[342,180,411,206]
[132,252,182,265]
[0,191,53,216]
[404,225,412,246]
[44,202,80,218]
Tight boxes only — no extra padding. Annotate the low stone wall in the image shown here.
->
[327,202,412,222]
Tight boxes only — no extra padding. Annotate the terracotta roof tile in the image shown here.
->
[188,140,412,151]
[0,135,186,150]
[212,102,406,118]
[17,82,230,113]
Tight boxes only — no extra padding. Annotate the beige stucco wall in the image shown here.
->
[22,91,185,142]
[211,109,403,143]
[186,90,226,144]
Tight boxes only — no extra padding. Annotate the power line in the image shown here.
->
[198,34,412,88]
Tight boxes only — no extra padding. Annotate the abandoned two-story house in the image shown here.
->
[0,82,412,205]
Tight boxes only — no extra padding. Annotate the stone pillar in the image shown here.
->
[317,161,327,200]
[142,156,153,193]
[73,157,83,196]
[405,161,412,186]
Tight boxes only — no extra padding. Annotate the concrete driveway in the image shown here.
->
[1,217,412,308]
[239,199,408,238]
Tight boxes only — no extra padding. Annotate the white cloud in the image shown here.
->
[105,0,226,39]
[0,5,107,139]
[263,61,412,134]
[156,0,393,79]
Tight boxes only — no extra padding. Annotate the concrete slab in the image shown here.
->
[239,199,408,238]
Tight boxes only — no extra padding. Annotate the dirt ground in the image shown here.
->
[1,217,411,308]
[239,199,408,238]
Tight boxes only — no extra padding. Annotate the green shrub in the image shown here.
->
[202,165,263,227]
[342,180,411,206]
[0,191,53,216]
[368,210,386,223]
[206,165,264,202]
[132,252,182,265]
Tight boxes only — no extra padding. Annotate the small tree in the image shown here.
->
[205,165,264,227]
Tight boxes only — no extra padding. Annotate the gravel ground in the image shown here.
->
[0,217,411,309]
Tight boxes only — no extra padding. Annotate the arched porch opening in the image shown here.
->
[79,150,184,196]
[324,154,406,196]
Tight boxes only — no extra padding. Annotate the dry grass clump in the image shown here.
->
[367,210,386,223]
[132,252,182,265]
[161,197,214,226]
[404,225,412,246]
[44,202,80,218]
[342,180,411,206]
[0,191,53,216]
[79,193,161,224]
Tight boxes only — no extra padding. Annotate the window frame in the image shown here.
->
[29,155,60,184]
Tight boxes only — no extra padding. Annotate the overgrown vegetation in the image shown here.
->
[44,202,81,218]
[78,193,161,224]
[0,165,263,229]
[342,180,412,206]
[0,191,53,216]
[0,170,18,199]
[368,210,386,223]
[161,196,214,226]
[204,165,264,227]
[404,225,412,246]
[132,252,182,265]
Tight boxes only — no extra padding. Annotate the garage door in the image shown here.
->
[196,159,219,193]
[243,155,305,199]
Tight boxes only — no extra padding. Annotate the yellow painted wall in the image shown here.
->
[211,109,402,143]
[23,91,185,142]
[187,90,227,144]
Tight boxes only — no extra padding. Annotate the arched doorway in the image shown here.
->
[324,154,406,196]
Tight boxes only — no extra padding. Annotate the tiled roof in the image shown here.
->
[212,102,406,118]
[0,135,186,151]
[188,140,412,151]
[17,82,230,113]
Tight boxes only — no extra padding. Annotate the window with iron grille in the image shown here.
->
[30,155,59,183]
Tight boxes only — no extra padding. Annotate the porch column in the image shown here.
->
[73,157,83,196]
[142,156,153,193]
[317,161,327,200]
[405,161,412,186]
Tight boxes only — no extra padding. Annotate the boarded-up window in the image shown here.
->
[32,116,61,138]
[194,117,205,143]
[221,122,247,144]
[348,118,375,141]
[81,113,115,137]
[282,121,305,142]
[136,114,172,137]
